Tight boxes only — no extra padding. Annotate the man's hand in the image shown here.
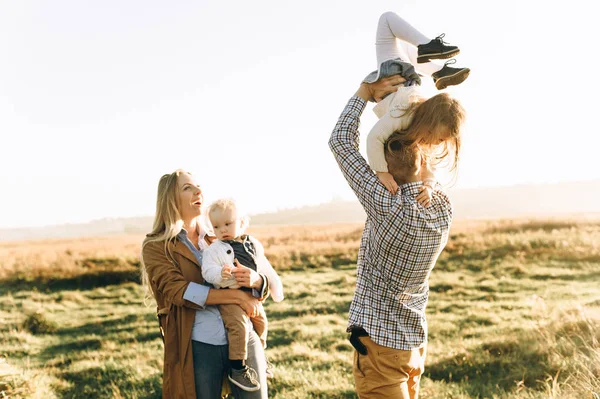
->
[356,75,407,102]
[376,172,399,194]
[231,258,264,289]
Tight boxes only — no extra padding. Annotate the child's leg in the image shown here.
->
[398,41,443,76]
[250,304,268,348]
[219,304,250,364]
[375,11,430,66]
[229,331,268,398]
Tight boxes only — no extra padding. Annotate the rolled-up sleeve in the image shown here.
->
[253,273,269,298]
[183,282,210,307]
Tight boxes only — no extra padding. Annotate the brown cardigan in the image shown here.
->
[142,236,207,399]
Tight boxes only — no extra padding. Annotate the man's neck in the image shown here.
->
[395,174,420,185]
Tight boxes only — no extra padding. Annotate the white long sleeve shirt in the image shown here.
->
[202,235,284,303]
[366,85,425,172]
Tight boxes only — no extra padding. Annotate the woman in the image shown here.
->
[140,169,269,399]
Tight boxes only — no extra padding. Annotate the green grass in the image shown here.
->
[1,219,599,398]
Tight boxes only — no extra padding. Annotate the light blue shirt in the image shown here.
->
[179,229,228,345]
[179,229,266,346]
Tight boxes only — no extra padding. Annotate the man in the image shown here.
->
[328,75,453,399]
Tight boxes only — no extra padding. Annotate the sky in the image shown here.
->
[1,0,598,228]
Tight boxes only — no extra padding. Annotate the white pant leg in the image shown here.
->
[375,11,430,65]
[399,41,443,76]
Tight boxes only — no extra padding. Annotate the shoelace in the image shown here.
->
[266,359,275,370]
[444,59,457,67]
[434,33,449,44]
[242,367,259,383]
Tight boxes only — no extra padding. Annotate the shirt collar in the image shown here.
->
[178,225,209,250]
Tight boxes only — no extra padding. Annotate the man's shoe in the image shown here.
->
[417,34,459,63]
[432,59,470,90]
[228,366,261,392]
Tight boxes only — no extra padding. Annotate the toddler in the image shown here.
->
[365,11,468,198]
[202,198,284,392]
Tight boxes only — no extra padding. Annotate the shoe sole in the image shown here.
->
[435,68,470,90]
[417,48,460,64]
[228,376,261,392]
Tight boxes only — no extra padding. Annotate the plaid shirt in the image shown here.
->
[329,96,453,350]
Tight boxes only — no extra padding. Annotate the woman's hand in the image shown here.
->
[231,258,264,289]
[356,75,407,102]
[237,290,262,317]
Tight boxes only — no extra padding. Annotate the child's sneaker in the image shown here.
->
[417,34,459,63]
[265,358,275,379]
[432,60,470,90]
[228,366,260,392]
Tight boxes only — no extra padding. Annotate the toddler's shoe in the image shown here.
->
[417,34,459,63]
[432,59,470,90]
[229,366,260,392]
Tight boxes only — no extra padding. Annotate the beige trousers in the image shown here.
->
[218,303,267,361]
[353,336,427,399]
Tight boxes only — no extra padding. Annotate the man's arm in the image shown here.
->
[329,96,393,219]
[328,79,405,219]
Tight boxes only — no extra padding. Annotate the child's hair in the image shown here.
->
[391,92,466,172]
[205,198,250,230]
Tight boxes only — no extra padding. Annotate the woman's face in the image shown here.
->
[177,173,203,220]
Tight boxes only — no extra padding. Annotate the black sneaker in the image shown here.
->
[417,33,459,63]
[228,366,260,392]
[432,59,470,90]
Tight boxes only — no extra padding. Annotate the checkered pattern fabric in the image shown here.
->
[329,96,453,350]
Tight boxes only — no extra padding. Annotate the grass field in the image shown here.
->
[0,218,599,398]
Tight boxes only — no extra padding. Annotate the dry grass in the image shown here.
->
[1,217,599,398]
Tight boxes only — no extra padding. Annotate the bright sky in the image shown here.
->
[1,0,598,228]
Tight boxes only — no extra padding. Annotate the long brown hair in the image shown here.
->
[140,169,191,304]
[387,92,466,172]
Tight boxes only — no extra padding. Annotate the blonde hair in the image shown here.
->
[140,169,191,304]
[206,198,250,232]
[389,92,466,173]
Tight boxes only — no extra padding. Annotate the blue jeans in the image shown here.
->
[192,330,268,399]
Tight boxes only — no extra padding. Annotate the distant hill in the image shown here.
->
[1,180,599,241]
[251,180,600,224]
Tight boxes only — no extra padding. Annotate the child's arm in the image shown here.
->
[415,159,437,207]
[250,236,284,302]
[367,87,423,195]
[201,245,240,289]
[366,113,404,194]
